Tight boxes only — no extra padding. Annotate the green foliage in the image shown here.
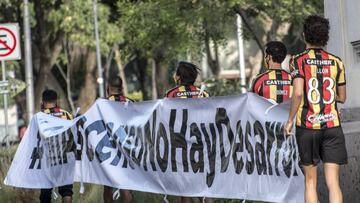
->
[48,0,122,55]
[238,0,324,40]
[118,0,190,60]
[127,91,143,102]
[117,0,243,61]
[204,78,244,97]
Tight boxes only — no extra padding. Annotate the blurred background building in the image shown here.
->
[319,1,360,202]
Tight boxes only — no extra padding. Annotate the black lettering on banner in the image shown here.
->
[95,122,116,163]
[108,123,120,164]
[131,126,144,166]
[292,143,298,176]
[215,108,234,173]
[121,126,129,168]
[169,109,189,172]
[265,121,275,175]
[123,126,135,169]
[62,129,76,164]
[245,121,255,174]
[48,136,57,166]
[201,123,217,187]
[29,103,302,185]
[156,123,169,172]
[189,123,204,173]
[55,134,62,165]
[254,120,267,175]
[29,132,43,169]
[84,120,108,161]
[282,136,298,178]
[75,117,86,160]
[143,111,157,171]
[274,122,285,176]
[142,121,150,171]
[233,121,244,174]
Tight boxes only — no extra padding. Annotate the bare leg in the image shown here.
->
[62,196,72,203]
[303,165,318,203]
[324,163,342,203]
[103,186,113,203]
[181,197,193,203]
[204,197,213,203]
[197,197,213,203]
[121,189,133,203]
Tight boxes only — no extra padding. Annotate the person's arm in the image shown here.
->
[250,76,261,93]
[336,85,346,103]
[336,60,347,104]
[284,78,304,135]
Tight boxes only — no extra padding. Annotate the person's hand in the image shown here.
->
[284,119,294,136]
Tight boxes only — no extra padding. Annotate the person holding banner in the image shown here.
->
[165,61,212,203]
[103,75,133,203]
[166,61,209,99]
[251,41,292,103]
[285,15,347,203]
[39,89,73,203]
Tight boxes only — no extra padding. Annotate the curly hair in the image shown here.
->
[265,41,287,63]
[303,15,330,47]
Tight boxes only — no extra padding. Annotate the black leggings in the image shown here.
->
[40,184,73,203]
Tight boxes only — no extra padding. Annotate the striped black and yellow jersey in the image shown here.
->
[42,107,73,120]
[291,48,346,130]
[251,69,292,103]
[165,85,209,99]
[107,94,134,102]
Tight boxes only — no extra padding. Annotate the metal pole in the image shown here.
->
[24,0,35,121]
[93,0,104,98]
[236,14,247,94]
[1,60,9,145]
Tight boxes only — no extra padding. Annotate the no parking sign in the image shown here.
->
[0,23,21,61]
[0,23,22,145]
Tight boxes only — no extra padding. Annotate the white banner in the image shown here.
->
[4,93,304,202]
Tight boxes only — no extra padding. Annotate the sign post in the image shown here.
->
[1,61,9,145]
[0,23,21,145]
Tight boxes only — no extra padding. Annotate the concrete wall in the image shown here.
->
[318,1,360,202]
[325,0,360,109]
[318,121,360,202]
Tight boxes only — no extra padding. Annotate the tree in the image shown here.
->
[0,0,124,116]
[233,0,323,79]
[49,0,123,112]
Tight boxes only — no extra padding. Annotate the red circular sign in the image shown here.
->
[0,27,17,57]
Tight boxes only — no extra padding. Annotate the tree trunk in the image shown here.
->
[150,58,158,99]
[77,51,97,114]
[204,30,220,77]
[233,7,264,54]
[155,60,170,98]
[32,0,65,110]
[114,47,128,95]
[134,57,148,100]
[104,46,115,90]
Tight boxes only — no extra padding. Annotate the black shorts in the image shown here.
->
[296,126,348,166]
